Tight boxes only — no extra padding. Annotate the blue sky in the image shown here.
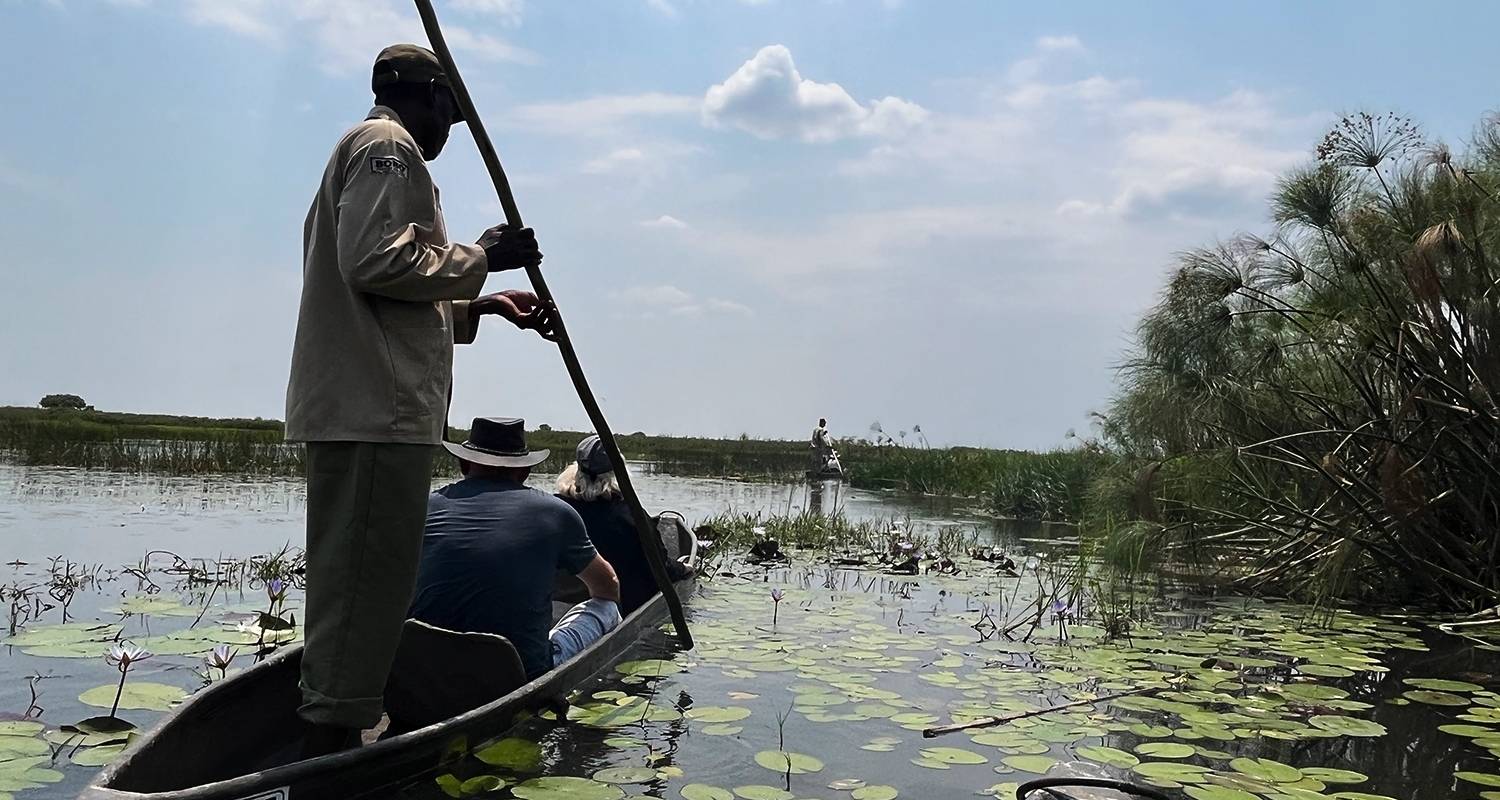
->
[3,0,1499,449]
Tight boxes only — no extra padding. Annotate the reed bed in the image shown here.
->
[1,408,1106,521]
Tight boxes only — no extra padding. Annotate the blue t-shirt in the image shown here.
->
[409,477,598,678]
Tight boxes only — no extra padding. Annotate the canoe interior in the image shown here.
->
[90,515,696,799]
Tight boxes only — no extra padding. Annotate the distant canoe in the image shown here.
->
[79,520,698,800]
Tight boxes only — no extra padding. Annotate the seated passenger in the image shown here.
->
[409,417,622,679]
[556,435,692,615]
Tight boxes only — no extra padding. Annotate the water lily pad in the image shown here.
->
[700,724,742,736]
[460,776,506,795]
[1001,754,1056,774]
[681,786,734,800]
[1229,757,1302,784]
[1402,690,1468,706]
[828,778,866,790]
[79,682,187,712]
[851,786,898,800]
[1077,745,1139,769]
[70,743,129,767]
[1300,767,1366,785]
[685,706,751,723]
[919,746,987,765]
[473,737,541,770]
[1307,715,1387,737]
[754,750,824,774]
[732,786,793,800]
[616,659,683,678]
[435,774,463,799]
[0,737,48,757]
[1133,762,1210,780]
[1135,742,1195,759]
[0,723,42,738]
[512,777,624,800]
[593,767,659,785]
[1184,787,1258,800]
[1403,678,1484,692]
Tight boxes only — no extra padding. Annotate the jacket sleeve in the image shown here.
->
[335,135,489,302]
[451,300,479,345]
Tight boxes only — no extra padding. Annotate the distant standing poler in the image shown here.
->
[810,417,836,472]
[284,44,556,757]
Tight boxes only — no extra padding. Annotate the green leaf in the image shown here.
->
[1307,715,1387,737]
[851,787,898,800]
[1297,767,1365,784]
[1184,787,1259,800]
[70,743,129,767]
[435,774,463,799]
[684,706,751,723]
[753,750,824,774]
[1402,690,1468,706]
[615,659,683,678]
[1456,773,1500,788]
[1229,757,1302,784]
[512,777,625,800]
[473,738,541,771]
[1134,742,1195,759]
[460,776,506,795]
[1001,754,1056,774]
[1076,745,1139,769]
[731,786,793,800]
[919,746,987,765]
[79,682,187,712]
[680,785,734,800]
[1403,678,1484,692]
[593,767,659,785]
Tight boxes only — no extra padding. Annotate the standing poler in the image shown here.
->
[284,43,554,757]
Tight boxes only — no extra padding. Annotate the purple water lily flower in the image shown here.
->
[266,578,287,602]
[770,587,785,629]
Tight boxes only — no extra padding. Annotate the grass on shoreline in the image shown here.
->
[0,406,1108,521]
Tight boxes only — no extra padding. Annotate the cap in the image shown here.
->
[575,434,614,477]
[371,44,465,121]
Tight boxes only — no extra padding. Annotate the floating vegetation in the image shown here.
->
[394,545,1498,800]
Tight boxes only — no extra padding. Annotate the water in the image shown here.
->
[0,464,1494,800]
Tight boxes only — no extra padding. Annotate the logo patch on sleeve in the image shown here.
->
[369,155,409,179]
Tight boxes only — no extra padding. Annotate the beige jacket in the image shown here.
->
[286,106,487,444]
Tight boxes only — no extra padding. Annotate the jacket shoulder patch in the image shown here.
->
[369,155,409,179]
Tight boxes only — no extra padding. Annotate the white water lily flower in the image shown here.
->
[207,644,237,670]
[106,643,153,669]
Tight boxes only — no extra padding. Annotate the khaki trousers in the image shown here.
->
[299,441,434,729]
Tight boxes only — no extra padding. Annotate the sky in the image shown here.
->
[3,1,1500,450]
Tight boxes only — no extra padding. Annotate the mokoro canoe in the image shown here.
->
[80,519,697,800]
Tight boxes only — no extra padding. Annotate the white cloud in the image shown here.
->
[617,284,752,318]
[576,141,704,179]
[644,0,678,17]
[1036,35,1084,53]
[621,285,694,305]
[702,44,926,142]
[451,0,524,24]
[511,92,699,134]
[582,147,647,174]
[641,214,689,229]
[178,0,536,73]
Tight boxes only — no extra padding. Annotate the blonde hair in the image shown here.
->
[555,463,622,502]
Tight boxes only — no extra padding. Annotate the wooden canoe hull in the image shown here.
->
[79,578,693,800]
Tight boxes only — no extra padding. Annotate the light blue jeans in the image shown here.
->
[549,598,622,667]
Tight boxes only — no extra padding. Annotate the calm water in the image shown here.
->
[0,464,1494,800]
